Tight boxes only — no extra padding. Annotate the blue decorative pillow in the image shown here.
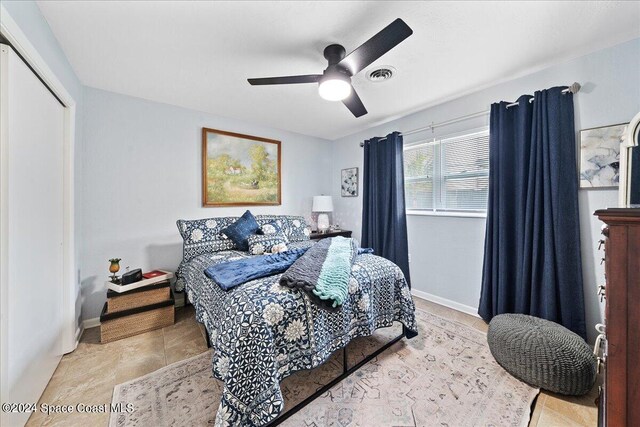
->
[247,233,288,255]
[221,210,259,251]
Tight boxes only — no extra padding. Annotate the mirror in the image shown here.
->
[629,146,640,205]
[619,111,640,207]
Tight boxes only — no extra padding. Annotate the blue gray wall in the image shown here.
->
[80,88,333,319]
[331,38,640,343]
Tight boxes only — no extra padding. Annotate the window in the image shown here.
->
[404,129,489,213]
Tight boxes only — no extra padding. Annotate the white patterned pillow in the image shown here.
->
[258,221,289,242]
[255,215,311,242]
[248,233,288,255]
[286,218,311,242]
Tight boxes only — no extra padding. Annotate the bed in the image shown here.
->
[176,214,417,426]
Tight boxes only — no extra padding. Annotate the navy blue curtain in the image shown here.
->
[479,87,586,339]
[362,131,411,286]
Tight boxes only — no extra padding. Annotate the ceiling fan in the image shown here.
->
[247,18,413,118]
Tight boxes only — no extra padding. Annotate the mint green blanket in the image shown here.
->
[313,236,357,307]
[280,236,360,308]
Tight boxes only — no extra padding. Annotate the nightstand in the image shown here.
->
[310,230,352,240]
[100,272,175,343]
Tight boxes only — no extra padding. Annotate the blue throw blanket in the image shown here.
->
[204,248,307,290]
[205,244,374,291]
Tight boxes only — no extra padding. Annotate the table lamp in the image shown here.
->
[312,195,333,233]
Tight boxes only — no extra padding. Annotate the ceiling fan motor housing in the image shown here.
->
[321,44,352,97]
[321,67,351,82]
[323,44,347,66]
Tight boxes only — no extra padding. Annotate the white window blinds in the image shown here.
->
[404,129,489,212]
[404,143,434,210]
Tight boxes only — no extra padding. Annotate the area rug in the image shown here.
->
[110,309,539,427]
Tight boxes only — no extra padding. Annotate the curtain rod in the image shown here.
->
[360,82,581,147]
[505,82,581,108]
[359,109,490,147]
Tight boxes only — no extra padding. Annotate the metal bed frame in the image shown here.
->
[203,324,407,426]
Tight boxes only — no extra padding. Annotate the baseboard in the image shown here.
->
[83,317,100,329]
[74,325,83,345]
[411,289,480,318]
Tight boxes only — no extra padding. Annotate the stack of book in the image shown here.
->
[106,270,173,293]
[100,270,175,343]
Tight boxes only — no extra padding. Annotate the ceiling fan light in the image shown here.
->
[318,78,351,101]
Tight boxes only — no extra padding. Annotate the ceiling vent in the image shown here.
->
[367,66,396,82]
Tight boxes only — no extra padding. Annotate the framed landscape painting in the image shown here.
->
[579,123,627,188]
[202,128,281,206]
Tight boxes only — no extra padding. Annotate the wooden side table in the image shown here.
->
[310,230,352,240]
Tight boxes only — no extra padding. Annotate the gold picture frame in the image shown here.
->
[202,127,281,206]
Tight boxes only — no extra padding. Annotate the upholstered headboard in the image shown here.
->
[175,214,311,289]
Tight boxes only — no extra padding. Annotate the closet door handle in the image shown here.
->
[593,326,607,375]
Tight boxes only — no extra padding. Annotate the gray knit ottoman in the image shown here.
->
[487,314,596,395]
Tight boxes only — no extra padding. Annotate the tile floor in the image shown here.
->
[25,297,598,426]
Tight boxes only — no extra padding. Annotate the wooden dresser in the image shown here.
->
[595,208,640,427]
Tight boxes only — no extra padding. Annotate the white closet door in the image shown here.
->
[0,45,65,427]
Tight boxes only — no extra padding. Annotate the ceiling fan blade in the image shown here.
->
[342,87,368,118]
[338,18,413,76]
[247,74,322,85]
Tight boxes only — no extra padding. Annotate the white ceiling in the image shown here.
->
[37,1,640,140]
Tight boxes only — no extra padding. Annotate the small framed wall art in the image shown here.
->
[579,123,627,188]
[202,127,281,206]
[341,167,358,197]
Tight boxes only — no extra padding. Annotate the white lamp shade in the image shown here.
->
[312,195,333,212]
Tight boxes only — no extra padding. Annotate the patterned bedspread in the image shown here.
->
[181,241,417,426]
